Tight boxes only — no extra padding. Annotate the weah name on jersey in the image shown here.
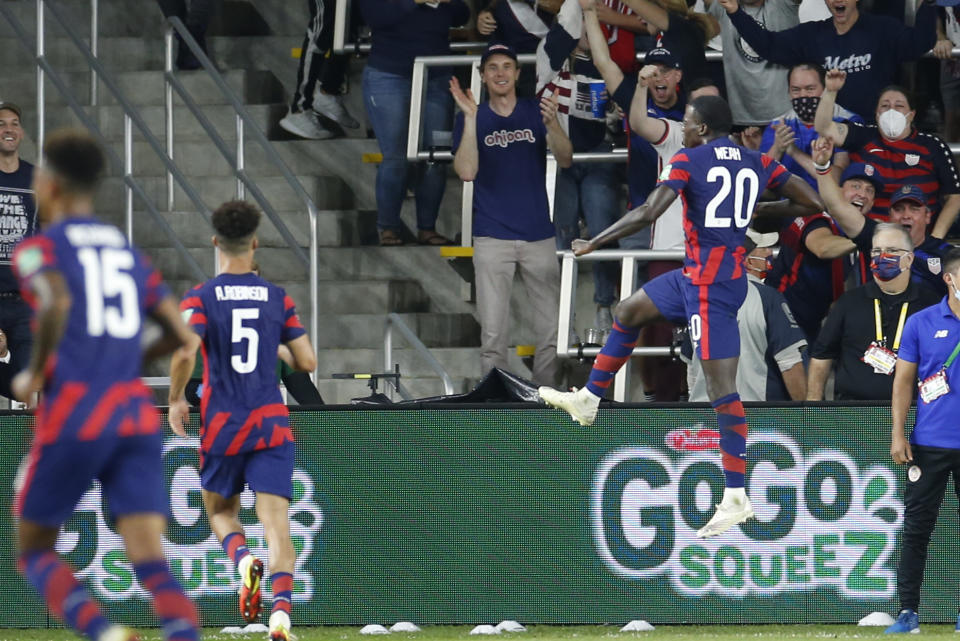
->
[215,285,269,301]
[713,146,742,161]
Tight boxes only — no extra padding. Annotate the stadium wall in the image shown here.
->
[0,405,954,627]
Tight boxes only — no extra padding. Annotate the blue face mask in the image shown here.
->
[870,253,903,281]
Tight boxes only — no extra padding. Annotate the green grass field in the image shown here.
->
[0,625,957,641]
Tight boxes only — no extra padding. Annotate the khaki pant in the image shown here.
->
[473,236,559,386]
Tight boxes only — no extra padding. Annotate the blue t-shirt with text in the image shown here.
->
[453,99,555,242]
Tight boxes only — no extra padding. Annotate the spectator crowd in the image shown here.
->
[347,0,953,402]
[4,0,959,405]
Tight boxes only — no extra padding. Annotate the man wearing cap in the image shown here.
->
[450,42,573,385]
[813,137,954,297]
[764,161,876,343]
[807,222,941,400]
[0,102,35,402]
[685,230,808,401]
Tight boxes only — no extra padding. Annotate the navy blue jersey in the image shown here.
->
[766,213,848,342]
[12,217,168,444]
[180,272,306,456]
[453,99,555,242]
[0,160,36,293]
[659,138,790,284]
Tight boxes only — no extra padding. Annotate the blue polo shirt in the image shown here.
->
[898,297,960,449]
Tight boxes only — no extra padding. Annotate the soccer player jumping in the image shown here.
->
[539,96,824,538]
[11,129,200,641]
[168,201,317,641]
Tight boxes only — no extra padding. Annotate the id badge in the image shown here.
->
[919,370,950,404]
[862,342,897,375]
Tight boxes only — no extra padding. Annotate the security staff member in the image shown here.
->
[888,246,960,634]
[807,223,940,400]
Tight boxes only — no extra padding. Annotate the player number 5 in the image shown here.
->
[231,308,260,374]
[704,166,760,229]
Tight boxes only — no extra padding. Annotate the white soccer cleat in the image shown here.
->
[99,626,139,641]
[538,386,600,426]
[697,495,755,538]
[269,611,294,641]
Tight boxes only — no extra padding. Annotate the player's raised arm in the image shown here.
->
[573,184,678,255]
[10,268,70,402]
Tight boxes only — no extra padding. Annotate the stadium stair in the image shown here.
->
[0,0,495,403]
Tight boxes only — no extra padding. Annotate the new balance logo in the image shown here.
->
[935,330,949,338]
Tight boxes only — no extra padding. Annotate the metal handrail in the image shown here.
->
[384,313,455,400]
[557,249,685,403]
[163,17,320,376]
[0,0,208,281]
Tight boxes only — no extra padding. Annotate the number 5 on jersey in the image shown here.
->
[232,308,260,374]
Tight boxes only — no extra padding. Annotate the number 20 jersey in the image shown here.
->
[658,137,789,285]
[12,217,169,445]
[180,272,306,456]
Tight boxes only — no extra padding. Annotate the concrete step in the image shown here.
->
[0,0,270,38]
[159,264,429,313]
[96,172,353,213]
[314,312,479,349]
[28,103,285,143]
[130,209,377,250]
[5,69,283,107]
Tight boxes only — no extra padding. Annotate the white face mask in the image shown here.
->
[878,108,908,138]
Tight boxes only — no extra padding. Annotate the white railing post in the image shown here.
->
[164,27,175,211]
[124,113,133,242]
[613,257,638,402]
[89,0,97,105]
[236,115,245,199]
[556,253,578,360]
[36,0,45,157]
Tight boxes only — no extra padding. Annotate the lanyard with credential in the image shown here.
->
[941,338,960,372]
[874,299,909,351]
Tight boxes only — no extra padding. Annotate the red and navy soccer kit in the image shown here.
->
[12,217,170,527]
[180,272,305,499]
[644,137,789,360]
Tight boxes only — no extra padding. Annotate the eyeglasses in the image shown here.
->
[869,248,911,257]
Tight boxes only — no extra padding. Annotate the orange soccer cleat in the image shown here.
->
[238,557,264,623]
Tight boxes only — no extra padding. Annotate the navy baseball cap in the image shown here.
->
[0,102,22,118]
[840,162,883,192]
[644,47,682,70]
[890,184,926,208]
[480,42,518,67]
